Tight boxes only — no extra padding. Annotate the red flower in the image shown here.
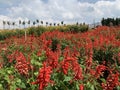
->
[15,52,29,76]
[16,88,21,90]
[32,62,52,90]
[102,72,119,90]
[61,61,70,75]
[72,62,83,80]
[95,65,106,78]
[79,84,84,90]
[45,48,59,69]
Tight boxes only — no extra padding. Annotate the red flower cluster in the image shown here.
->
[45,48,59,69]
[79,84,84,90]
[32,62,52,90]
[73,62,83,80]
[95,65,106,78]
[102,72,119,90]
[7,51,17,63]
[61,60,70,75]
[15,52,29,76]
[61,56,83,80]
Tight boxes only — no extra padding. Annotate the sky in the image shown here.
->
[0,0,119,29]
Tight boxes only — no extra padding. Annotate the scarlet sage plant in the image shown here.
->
[31,62,52,90]
[0,26,120,89]
[15,52,30,76]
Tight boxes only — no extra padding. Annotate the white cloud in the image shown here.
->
[0,0,120,29]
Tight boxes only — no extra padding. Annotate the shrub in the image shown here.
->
[28,26,46,36]
[68,25,88,33]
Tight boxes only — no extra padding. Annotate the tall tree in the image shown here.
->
[101,18,105,26]
[36,19,39,26]
[76,22,79,25]
[19,20,21,28]
[28,20,31,27]
[115,18,119,26]
[53,23,56,26]
[49,23,52,26]
[61,21,64,26]
[7,21,10,29]
[22,21,27,41]
[3,21,6,29]
[46,22,48,27]
[57,23,60,26]
[33,21,36,26]
[22,21,25,28]
[41,21,43,26]
[12,22,15,29]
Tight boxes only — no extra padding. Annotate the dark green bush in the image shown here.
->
[68,25,88,33]
[93,46,116,65]
[28,26,46,36]
[15,29,25,38]
[0,24,89,41]
[51,38,59,52]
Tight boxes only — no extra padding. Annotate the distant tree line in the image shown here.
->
[101,17,120,26]
[2,19,65,30]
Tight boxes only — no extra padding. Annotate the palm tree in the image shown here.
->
[33,21,36,26]
[64,24,66,26]
[46,22,48,27]
[22,21,25,28]
[41,21,43,26]
[54,23,56,26]
[19,20,21,28]
[22,21,27,41]
[28,20,30,27]
[49,23,52,26]
[76,22,79,25]
[7,21,10,29]
[61,21,64,26]
[36,19,39,26]
[3,21,6,29]
[57,23,60,26]
[12,22,15,29]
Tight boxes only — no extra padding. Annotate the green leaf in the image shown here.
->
[59,56,64,62]
[100,78,106,83]
[20,82,26,88]
[7,70,12,74]
[63,76,72,82]
[0,84,3,90]
[116,86,120,90]
[86,82,91,87]
[76,83,79,90]
[16,79,21,83]
[90,85,95,90]
[59,81,68,90]
[10,82,17,90]
[45,84,53,90]
[34,72,38,76]
[31,59,35,64]
[34,61,42,66]
[4,76,10,83]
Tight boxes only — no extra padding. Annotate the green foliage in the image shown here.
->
[0,24,89,41]
[0,29,25,40]
[51,38,59,52]
[15,29,25,38]
[93,46,116,65]
[0,66,28,90]
[101,17,120,26]
[68,25,88,33]
[28,26,46,36]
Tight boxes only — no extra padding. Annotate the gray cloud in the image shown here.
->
[0,0,120,29]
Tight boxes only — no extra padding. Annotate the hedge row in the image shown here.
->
[0,25,88,40]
